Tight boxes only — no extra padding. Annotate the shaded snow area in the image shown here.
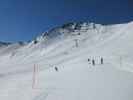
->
[0,22,133,100]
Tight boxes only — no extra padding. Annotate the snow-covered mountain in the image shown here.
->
[31,22,103,45]
[0,21,133,100]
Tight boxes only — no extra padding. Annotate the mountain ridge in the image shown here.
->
[0,21,133,48]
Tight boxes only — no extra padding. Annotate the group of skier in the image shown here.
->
[88,57,104,66]
[53,57,104,72]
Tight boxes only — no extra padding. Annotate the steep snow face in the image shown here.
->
[31,22,100,44]
[26,21,131,57]
[0,21,133,100]
[30,22,129,47]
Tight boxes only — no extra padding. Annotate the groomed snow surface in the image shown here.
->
[0,22,133,100]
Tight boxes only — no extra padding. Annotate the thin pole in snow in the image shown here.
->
[32,64,37,89]
[74,39,78,48]
[120,56,122,68]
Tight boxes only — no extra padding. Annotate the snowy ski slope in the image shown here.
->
[0,22,133,100]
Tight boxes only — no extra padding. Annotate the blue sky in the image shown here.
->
[0,0,133,42]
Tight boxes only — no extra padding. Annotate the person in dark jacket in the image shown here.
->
[88,58,90,62]
[55,67,58,72]
[92,59,95,66]
[101,57,103,64]
[88,58,91,64]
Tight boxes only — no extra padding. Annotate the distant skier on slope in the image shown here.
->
[88,58,90,62]
[55,66,58,72]
[101,57,103,64]
[88,58,91,64]
[92,59,95,66]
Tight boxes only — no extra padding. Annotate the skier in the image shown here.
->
[55,66,58,72]
[101,57,103,64]
[88,58,91,64]
[92,59,95,66]
[88,58,90,62]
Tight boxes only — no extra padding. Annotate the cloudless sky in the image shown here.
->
[0,0,133,42]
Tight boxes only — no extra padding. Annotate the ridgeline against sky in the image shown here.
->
[0,0,133,42]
